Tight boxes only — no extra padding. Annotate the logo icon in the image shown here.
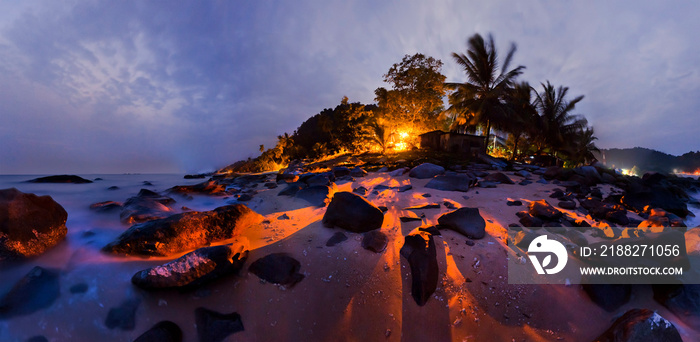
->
[527,235,568,275]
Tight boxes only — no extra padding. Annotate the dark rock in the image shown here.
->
[566,229,588,246]
[0,266,60,319]
[264,182,278,189]
[105,298,140,330]
[482,172,514,184]
[528,200,563,221]
[549,190,565,199]
[26,175,92,184]
[543,166,562,180]
[443,201,457,209]
[248,253,304,287]
[582,284,631,312]
[400,216,422,222]
[295,185,334,207]
[195,308,244,342]
[278,183,304,197]
[518,180,532,186]
[103,204,263,257]
[331,166,351,177]
[131,243,248,290]
[622,188,689,218]
[352,186,368,196]
[652,284,700,327]
[119,189,176,225]
[477,181,498,188]
[378,206,388,213]
[400,232,438,306]
[514,170,531,178]
[512,230,539,248]
[594,308,682,342]
[304,174,332,187]
[465,239,475,246]
[397,184,413,192]
[0,188,67,260]
[558,200,576,210]
[69,283,88,294]
[277,213,290,220]
[326,232,348,247]
[89,201,123,213]
[184,173,208,179]
[374,184,392,191]
[404,203,441,210]
[362,230,388,253]
[107,186,120,190]
[437,207,486,239]
[507,200,522,206]
[236,194,253,202]
[322,192,384,233]
[518,213,543,228]
[536,179,549,184]
[134,321,183,342]
[409,163,445,179]
[142,181,154,186]
[606,210,630,226]
[418,225,441,236]
[168,180,227,196]
[350,166,368,178]
[422,193,432,198]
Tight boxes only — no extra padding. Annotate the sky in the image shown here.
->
[1,0,699,174]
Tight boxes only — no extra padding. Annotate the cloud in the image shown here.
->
[1,0,699,174]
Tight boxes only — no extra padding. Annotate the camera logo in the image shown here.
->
[528,235,568,275]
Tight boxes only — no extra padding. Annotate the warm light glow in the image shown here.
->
[391,130,411,151]
[399,131,409,139]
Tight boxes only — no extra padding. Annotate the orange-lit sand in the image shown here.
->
[2,172,699,341]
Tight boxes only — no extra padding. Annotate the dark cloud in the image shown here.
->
[1,0,699,174]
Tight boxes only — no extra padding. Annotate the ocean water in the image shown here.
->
[0,174,232,340]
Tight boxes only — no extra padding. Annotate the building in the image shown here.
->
[419,130,485,156]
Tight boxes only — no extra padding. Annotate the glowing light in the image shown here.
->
[399,131,409,139]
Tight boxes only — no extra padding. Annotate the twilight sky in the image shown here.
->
[1,1,699,174]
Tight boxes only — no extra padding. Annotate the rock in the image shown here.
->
[536,179,549,184]
[652,284,700,327]
[573,166,602,185]
[168,180,227,195]
[606,210,630,226]
[594,309,682,342]
[195,307,244,342]
[0,266,60,319]
[518,180,532,186]
[236,193,253,202]
[566,229,589,246]
[350,166,368,178]
[443,200,458,209]
[388,167,408,177]
[507,200,522,206]
[558,200,576,210]
[89,201,123,213]
[352,186,368,196]
[515,170,531,178]
[362,230,388,253]
[295,185,334,207]
[326,232,348,246]
[105,298,140,330]
[331,166,351,177]
[131,243,248,290]
[543,166,562,180]
[264,182,278,189]
[103,204,263,257]
[26,175,92,184]
[528,200,563,221]
[437,207,486,239]
[142,181,154,186]
[134,321,183,342]
[397,184,413,192]
[378,206,388,213]
[278,183,304,197]
[425,174,475,192]
[248,253,304,287]
[622,187,689,218]
[550,189,565,199]
[400,232,438,306]
[482,172,514,184]
[513,230,538,248]
[518,213,543,227]
[120,189,176,224]
[107,186,120,190]
[400,216,422,222]
[322,192,384,233]
[477,181,498,188]
[408,163,445,179]
[404,203,441,210]
[582,284,631,311]
[0,188,68,260]
[304,174,332,187]
[418,225,441,236]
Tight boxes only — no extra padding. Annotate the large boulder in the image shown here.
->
[652,284,700,327]
[408,163,445,179]
[594,309,682,342]
[0,266,60,319]
[120,189,176,225]
[424,174,475,192]
[400,232,438,306]
[168,180,227,195]
[528,200,563,221]
[322,192,384,233]
[0,188,67,260]
[103,204,263,257]
[621,186,689,218]
[248,253,304,287]
[26,175,92,184]
[131,243,248,290]
[437,207,486,239]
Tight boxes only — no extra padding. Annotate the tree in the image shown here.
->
[505,81,537,161]
[562,127,600,167]
[532,81,587,157]
[447,33,525,154]
[374,53,446,138]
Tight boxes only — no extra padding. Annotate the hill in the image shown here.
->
[597,147,700,174]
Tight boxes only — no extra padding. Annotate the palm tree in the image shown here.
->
[505,81,537,161]
[532,81,587,158]
[447,33,525,154]
[562,127,600,167]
